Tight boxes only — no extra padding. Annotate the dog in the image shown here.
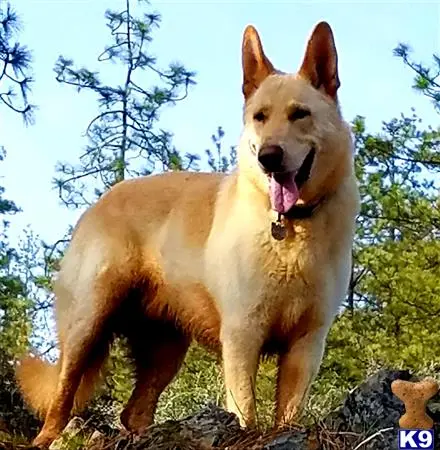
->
[16,21,360,447]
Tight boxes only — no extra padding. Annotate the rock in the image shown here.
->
[61,416,85,435]
[324,369,410,432]
[49,417,85,449]
[261,430,309,450]
[104,403,244,449]
[178,403,244,446]
[88,429,106,447]
[48,437,65,450]
[322,369,439,450]
[1,367,439,449]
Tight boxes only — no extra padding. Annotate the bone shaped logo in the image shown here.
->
[391,377,439,429]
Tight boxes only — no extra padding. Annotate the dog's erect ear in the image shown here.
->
[298,21,340,99]
[242,25,275,100]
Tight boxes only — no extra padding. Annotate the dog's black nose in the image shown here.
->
[258,145,284,172]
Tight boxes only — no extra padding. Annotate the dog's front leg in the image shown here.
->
[275,325,328,426]
[221,323,263,428]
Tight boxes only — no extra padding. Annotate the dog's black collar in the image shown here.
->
[282,198,323,220]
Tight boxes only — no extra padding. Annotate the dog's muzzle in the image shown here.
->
[257,145,316,190]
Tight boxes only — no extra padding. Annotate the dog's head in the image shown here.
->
[238,22,354,215]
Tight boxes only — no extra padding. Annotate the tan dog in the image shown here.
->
[16,21,360,447]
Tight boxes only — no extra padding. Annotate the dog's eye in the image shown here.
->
[289,108,311,121]
[253,111,266,122]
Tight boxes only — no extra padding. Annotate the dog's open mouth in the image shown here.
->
[269,148,315,214]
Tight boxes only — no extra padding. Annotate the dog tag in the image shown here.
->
[271,213,286,241]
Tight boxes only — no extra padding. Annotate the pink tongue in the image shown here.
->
[270,174,299,213]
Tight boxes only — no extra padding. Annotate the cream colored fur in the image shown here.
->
[17,21,360,448]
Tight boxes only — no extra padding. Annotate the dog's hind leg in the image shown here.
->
[31,265,130,448]
[120,319,190,433]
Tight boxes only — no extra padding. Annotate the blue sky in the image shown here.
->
[2,0,439,247]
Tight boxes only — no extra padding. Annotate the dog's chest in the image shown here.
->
[221,227,323,310]
[256,225,323,285]
[246,233,325,350]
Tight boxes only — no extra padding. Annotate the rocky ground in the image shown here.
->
[0,364,439,450]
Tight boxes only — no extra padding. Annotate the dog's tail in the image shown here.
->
[16,347,109,418]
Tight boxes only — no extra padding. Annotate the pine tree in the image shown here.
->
[0,2,35,358]
[204,126,237,173]
[0,1,34,124]
[53,0,197,208]
[394,43,440,111]
[323,110,440,384]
